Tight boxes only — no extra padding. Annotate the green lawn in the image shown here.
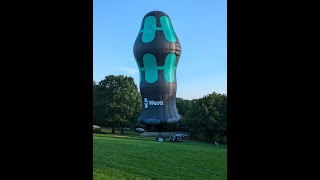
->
[93,133,227,180]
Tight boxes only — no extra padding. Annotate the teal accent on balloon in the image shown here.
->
[136,53,177,83]
[160,16,176,42]
[143,54,158,83]
[140,27,165,32]
[157,66,164,70]
[139,15,176,43]
[141,16,156,43]
[164,53,177,82]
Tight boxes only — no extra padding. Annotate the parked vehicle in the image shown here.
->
[93,125,101,133]
[93,125,100,129]
[169,134,188,142]
[135,128,145,132]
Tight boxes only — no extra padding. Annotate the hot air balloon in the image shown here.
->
[133,11,181,133]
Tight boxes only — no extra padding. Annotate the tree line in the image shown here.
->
[93,75,227,143]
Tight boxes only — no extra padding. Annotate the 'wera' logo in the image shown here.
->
[144,98,164,108]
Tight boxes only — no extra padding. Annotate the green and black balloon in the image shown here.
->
[133,11,181,125]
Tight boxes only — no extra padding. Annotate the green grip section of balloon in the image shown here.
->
[141,16,156,43]
[160,16,176,42]
[136,53,177,83]
[164,53,177,82]
[143,54,158,83]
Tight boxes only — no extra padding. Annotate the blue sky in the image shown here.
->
[93,0,226,100]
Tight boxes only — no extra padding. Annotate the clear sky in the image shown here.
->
[93,0,226,100]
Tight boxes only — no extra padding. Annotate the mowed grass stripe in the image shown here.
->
[93,133,227,179]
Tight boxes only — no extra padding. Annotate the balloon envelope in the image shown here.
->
[133,11,182,125]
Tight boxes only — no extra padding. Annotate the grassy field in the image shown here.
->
[93,132,227,180]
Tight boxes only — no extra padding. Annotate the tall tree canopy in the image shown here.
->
[94,75,141,134]
[176,97,192,131]
[185,93,227,143]
[93,81,106,126]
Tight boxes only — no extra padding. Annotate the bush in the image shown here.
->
[93,128,101,133]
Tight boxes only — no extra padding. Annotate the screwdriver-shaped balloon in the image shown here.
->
[133,11,181,125]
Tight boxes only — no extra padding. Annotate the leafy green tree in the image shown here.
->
[185,99,208,140]
[185,93,227,143]
[215,93,227,143]
[99,75,141,134]
[176,97,192,131]
[93,81,107,126]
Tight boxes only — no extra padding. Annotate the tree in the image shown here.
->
[93,81,107,126]
[215,93,227,143]
[185,93,227,143]
[176,97,192,131]
[99,75,141,134]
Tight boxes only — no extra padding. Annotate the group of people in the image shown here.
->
[156,135,166,142]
